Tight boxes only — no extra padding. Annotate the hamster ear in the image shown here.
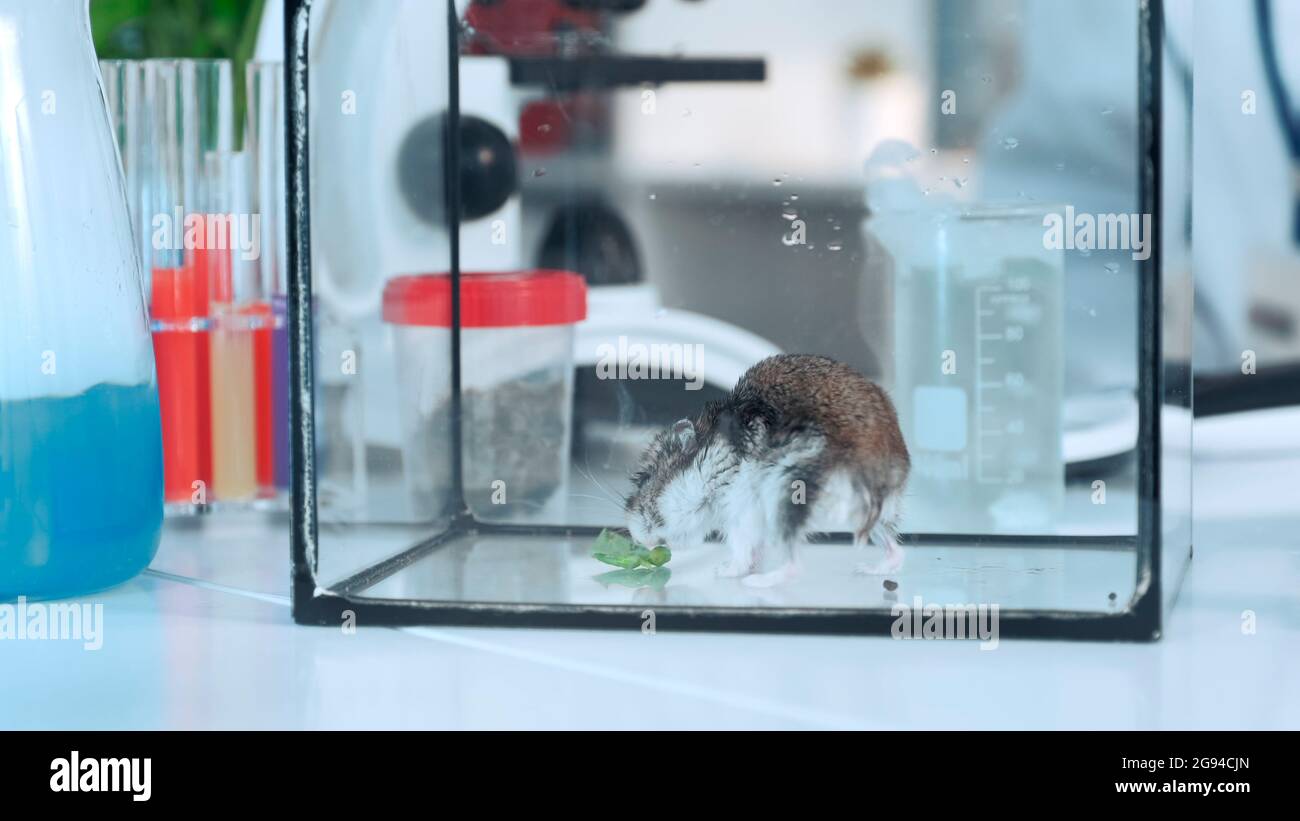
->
[672,418,695,446]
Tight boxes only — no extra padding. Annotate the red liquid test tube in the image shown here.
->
[246,300,276,495]
[150,263,210,503]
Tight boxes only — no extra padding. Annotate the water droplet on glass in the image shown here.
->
[929,147,938,155]
[923,188,931,196]
[827,239,844,251]
[1001,137,1019,150]
[773,178,782,186]
[537,123,552,133]
[954,177,967,188]
[1054,162,1066,172]
[790,194,799,201]
[1104,262,1119,274]
[648,193,656,200]
[1078,248,1092,258]
[532,168,547,178]
[655,308,667,318]
[981,74,992,84]
[782,210,798,221]
[962,156,970,164]
[1101,106,1114,116]
[681,108,692,118]
[1088,308,1098,317]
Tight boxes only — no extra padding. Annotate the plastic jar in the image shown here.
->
[382,271,587,522]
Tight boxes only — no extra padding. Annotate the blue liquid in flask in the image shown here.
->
[0,382,164,601]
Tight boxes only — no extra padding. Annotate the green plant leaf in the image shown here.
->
[593,552,644,570]
[594,567,671,590]
[590,528,670,569]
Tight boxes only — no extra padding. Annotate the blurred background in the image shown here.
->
[92,0,263,64]
[89,0,1300,413]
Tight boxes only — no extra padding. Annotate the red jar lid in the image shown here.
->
[382,270,587,328]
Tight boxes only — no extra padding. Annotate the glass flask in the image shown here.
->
[0,0,164,600]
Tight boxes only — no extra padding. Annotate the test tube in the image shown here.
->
[147,59,207,506]
[145,59,233,508]
[206,150,260,502]
[246,61,290,496]
[99,60,152,279]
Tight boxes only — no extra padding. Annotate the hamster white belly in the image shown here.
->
[715,456,905,586]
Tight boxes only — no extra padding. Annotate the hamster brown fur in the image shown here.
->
[626,354,910,586]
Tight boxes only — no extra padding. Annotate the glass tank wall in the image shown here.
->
[289,0,1191,638]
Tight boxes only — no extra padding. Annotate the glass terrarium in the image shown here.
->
[287,0,1192,640]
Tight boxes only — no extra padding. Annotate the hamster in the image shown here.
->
[625,354,909,587]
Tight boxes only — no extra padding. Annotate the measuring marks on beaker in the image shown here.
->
[973,276,1041,487]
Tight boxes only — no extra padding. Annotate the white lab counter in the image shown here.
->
[2,409,1297,730]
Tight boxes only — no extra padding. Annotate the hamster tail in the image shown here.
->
[853,483,905,576]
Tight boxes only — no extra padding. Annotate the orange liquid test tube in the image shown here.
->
[206,243,258,502]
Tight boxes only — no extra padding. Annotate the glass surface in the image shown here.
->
[100,58,152,269]
[0,0,163,599]
[309,0,458,585]
[879,204,1065,535]
[302,0,1183,618]
[247,62,292,496]
[1158,0,1194,617]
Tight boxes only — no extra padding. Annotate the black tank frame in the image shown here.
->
[285,0,1191,640]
